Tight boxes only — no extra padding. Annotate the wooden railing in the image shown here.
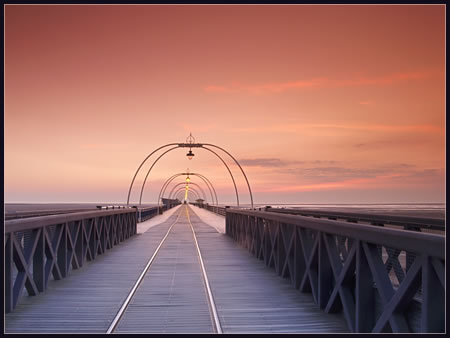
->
[191,203,227,216]
[5,208,96,221]
[135,202,181,222]
[264,207,445,233]
[4,208,137,313]
[226,209,445,333]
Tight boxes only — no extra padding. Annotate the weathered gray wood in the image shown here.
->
[188,208,349,333]
[228,209,445,258]
[5,233,13,313]
[356,240,374,332]
[115,215,214,333]
[4,213,179,333]
[6,206,349,334]
[420,255,445,332]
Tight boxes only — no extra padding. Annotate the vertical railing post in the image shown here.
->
[276,222,284,276]
[355,240,374,332]
[57,224,68,278]
[33,228,45,292]
[293,227,305,289]
[75,220,84,268]
[318,232,332,309]
[420,255,444,332]
[5,233,13,313]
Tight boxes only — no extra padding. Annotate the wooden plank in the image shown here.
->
[188,207,349,333]
[115,215,214,333]
[4,213,180,333]
[6,206,349,333]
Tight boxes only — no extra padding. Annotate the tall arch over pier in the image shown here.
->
[126,134,253,208]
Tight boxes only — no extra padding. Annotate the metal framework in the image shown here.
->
[126,139,253,208]
[225,209,445,333]
[173,187,201,201]
[157,173,219,206]
[173,187,201,202]
[5,209,137,313]
[167,182,207,202]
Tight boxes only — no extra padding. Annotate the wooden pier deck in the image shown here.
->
[5,206,348,334]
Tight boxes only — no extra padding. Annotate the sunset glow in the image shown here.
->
[4,4,445,204]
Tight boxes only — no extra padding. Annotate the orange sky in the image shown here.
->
[4,4,445,204]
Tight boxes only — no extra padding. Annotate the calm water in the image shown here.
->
[235,203,446,219]
[5,202,445,219]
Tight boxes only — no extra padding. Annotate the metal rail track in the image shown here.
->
[106,205,222,334]
[185,206,223,333]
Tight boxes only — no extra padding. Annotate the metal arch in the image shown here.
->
[190,173,219,205]
[174,188,199,201]
[174,187,200,201]
[161,173,217,206]
[157,173,218,208]
[126,143,179,205]
[173,187,200,200]
[202,146,240,206]
[202,143,254,208]
[127,139,253,208]
[169,182,206,201]
[157,173,187,206]
[167,182,207,202]
[138,146,180,205]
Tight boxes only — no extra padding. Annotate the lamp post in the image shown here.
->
[186,133,195,160]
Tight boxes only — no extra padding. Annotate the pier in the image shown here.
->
[5,5,446,334]
[4,203,445,333]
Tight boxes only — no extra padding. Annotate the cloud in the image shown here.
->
[239,158,339,168]
[263,166,444,193]
[279,166,387,183]
[230,123,443,135]
[273,163,424,186]
[204,70,439,95]
[239,158,292,167]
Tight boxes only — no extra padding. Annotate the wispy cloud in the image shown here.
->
[204,70,439,95]
[230,123,443,134]
[277,163,416,183]
[239,158,340,168]
[262,166,444,193]
[239,158,298,167]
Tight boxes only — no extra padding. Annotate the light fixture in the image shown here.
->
[186,149,194,160]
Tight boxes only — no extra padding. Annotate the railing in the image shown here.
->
[135,202,181,222]
[136,206,159,222]
[226,209,445,333]
[4,208,137,313]
[264,207,445,233]
[5,208,96,221]
[191,203,227,216]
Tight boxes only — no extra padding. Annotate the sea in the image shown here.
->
[4,202,445,220]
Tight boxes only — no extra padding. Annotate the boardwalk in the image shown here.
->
[5,205,348,334]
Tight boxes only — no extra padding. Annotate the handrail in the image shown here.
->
[225,208,445,333]
[5,208,96,220]
[5,208,138,313]
[227,209,444,258]
[5,208,137,233]
[265,208,445,231]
